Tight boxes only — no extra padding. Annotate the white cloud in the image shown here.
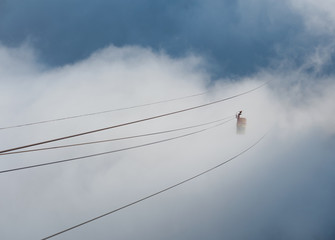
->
[0,44,334,239]
[289,0,335,34]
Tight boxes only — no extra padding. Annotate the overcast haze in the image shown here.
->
[0,1,335,239]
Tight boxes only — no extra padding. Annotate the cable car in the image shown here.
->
[236,111,246,134]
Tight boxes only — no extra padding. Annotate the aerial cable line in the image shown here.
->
[41,132,268,240]
[0,118,234,174]
[0,81,268,154]
[0,92,208,131]
[0,116,234,156]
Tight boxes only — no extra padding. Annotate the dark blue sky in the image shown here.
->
[0,0,330,77]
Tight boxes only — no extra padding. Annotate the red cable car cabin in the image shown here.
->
[236,111,247,134]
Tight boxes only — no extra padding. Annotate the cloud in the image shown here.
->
[1,0,332,77]
[0,44,334,240]
[289,0,335,34]
[1,1,335,239]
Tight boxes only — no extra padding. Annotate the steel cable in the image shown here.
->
[0,116,234,156]
[0,119,234,174]
[0,92,207,131]
[41,131,268,240]
[0,81,268,154]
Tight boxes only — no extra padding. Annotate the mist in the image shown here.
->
[0,43,334,239]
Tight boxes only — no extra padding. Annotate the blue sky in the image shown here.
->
[0,1,335,239]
